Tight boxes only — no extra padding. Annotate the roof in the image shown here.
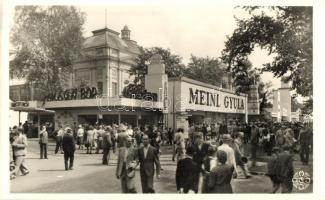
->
[83,28,140,55]
[10,106,55,113]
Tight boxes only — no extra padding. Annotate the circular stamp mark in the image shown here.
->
[292,170,311,191]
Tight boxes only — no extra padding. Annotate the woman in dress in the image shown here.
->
[86,126,95,154]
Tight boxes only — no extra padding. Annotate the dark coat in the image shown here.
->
[137,145,160,177]
[208,164,234,193]
[62,133,75,154]
[176,157,198,193]
[102,132,112,149]
[277,151,294,180]
[192,143,210,171]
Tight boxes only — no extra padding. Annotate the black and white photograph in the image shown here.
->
[1,0,324,199]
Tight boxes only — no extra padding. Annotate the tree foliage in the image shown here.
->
[10,6,85,101]
[129,46,185,85]
[222,6,312,97]
[183,55,225,87]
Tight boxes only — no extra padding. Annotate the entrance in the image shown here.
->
[78,115,97,125]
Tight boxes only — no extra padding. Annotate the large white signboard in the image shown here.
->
[175,81,247,114]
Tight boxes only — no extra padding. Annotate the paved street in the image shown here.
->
[10,139,312,193]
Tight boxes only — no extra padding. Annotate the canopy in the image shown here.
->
[10,106,55,113]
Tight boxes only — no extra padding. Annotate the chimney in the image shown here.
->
[121,25,130,40]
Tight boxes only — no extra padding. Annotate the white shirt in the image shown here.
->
[77,128,84,137]
[143,146,149,159]
[125,129,133,137]
[217,143,237,173]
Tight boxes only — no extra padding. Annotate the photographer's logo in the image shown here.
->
[292,170,311,191]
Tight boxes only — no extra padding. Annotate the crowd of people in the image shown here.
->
[9,119,313,193]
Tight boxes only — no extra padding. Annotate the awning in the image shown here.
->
[10,106,55,114]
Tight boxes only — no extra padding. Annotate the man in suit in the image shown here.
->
[277,145,294,193]
[116,136,138,193]
[299,126,312,165]
[39,125,48,159]
[102,126,112,165]
[191,132,210,193]
[62,128,76,170]
[176,146,198,193]
[137,134,160,193]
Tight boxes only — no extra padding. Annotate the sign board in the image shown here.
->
[176,81,247,114]
[11,101,29,107]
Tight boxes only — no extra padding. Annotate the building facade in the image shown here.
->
[10,25,258,132]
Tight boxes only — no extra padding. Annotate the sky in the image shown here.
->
[79,4,281,89]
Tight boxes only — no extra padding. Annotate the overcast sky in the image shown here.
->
[79,4,280,89]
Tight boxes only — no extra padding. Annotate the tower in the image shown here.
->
[121,25,130,40]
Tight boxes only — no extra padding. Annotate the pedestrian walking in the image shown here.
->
[134,127,144,147]
[175,146,198,193]
[55,126,64,154]
[266,147,282,193]
[39,125,48,159]
[11,127,29,179]
[191,131,210,193]
[76,125,84,150]
[116,137,138,193]
[102,126,112,165]
[62,128,76,170]
[96,125,105,154]
[85,126,95,154]
[207,150,234,193]
[137,135,160,193]
[173,128,185,162]
[217,134,237,178]
[117,124,129,148]
[299,126,312,165]
[275,145,294,193]
[233,132,251,178]
[201,146,217,193]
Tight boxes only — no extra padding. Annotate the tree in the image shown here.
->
[10,6,85,102]
[222,6,312,98]
[258,81,273,113]
[183,55,225,87]
[129,46,185,86]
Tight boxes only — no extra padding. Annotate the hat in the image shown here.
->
[65,127,72,132]
[78,125,82,128]
[221,134,232,141]
[118,124,127,131]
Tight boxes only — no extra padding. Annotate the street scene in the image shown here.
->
[7,3,313,195]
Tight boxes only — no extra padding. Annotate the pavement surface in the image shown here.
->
[10,139,313,193]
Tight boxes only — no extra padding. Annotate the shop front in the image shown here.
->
[44,97,163,129]
[168,77,248,132]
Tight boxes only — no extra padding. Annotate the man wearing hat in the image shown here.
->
[217,134,237,178]
[62,128,76,170]
[117,124,129,148]
[102,126,112,165]
[116,136,138,193]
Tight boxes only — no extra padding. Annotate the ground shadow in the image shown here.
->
[38,169,66,172]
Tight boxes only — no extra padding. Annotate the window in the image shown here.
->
[96,48,105,55]
[112,82,118,96]
[111,68,117,80]
[97,82,103,94]
[75,70,91,87]
[110,48,119,57]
